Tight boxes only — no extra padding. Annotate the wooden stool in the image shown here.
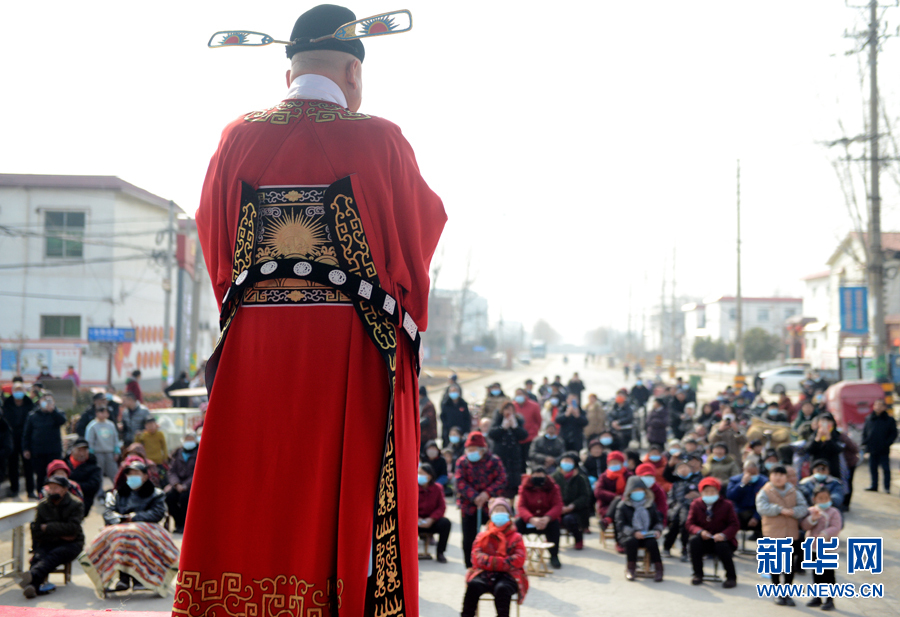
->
[523,537,553,577]
[476,591,520,617]
[418,532,432,560]
[51,561,72,584]
[633,548,654,578]
[599,527,616,548]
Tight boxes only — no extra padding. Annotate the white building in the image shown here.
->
[682,295,802,359]
[0,174,219,389]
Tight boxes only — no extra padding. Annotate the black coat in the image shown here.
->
[32,493,84,549]
[584,453,608,480]
[103,480,167,525]
[614,499,664,545]
[862,411,899,455]
[805,431,844,479]
[2,395,34,439]
[555,409,589,452]
[421,450,449,480]
[0,415,12,462]
[440,398,472,444]
[22,409,66,455]
[75,405,99,438]
[67,455,103,509]
[488,412,528,490]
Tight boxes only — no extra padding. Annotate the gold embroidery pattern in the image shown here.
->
[244,101,305,124]
[305,101,371,123]
[233,201,257,281]
[330,194,378,279]
[173,571,342,617]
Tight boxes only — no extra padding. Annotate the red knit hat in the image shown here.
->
[635,463,656,476]
[607,450,625,463]
[46,460,70,478]
[698,477,721,492]
[465,432,487,448]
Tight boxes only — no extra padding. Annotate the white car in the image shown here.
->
[759,366,807,394]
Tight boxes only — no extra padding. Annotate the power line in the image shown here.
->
[0,253,157,270]
[0,291,113,302]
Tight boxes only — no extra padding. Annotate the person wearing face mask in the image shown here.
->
[554,395,588,453]
[513,388,543,474]
[702,443,741,484]
[634,463,668,521]
[607,390,635,449]
[542,386,567,423]
[804,414,844,480]
[528,423,566,473]
[164,433,199,534]
[18,476,84,599]
[455,432,507,568]
[516,467,564,567]
[595,451,632,524]
[616,476,665,581]
[798,459,845,510]
[488,403,528,499]
[481,382,510,420]
[641,445,672,494]
[762,402,790,424]
[862,398,897,494]
[566,373,586,406]
[583,393,607,444]
[22,394,67,497]
[4,379,34,498]
[585,438,609,487]
[446,426,466,467]
[800,485,843,611]
[76,393,108,439]
[551,453,592,552]
[755,465,809,605]
[644,398,669,448]
[85,461,175,596]
[662,460,701,561]
[686,477,739,588]
[709,410,747,465]
[441,385,471,446]
[461,497,528,617]
[418,385,438,452]
[421,440,449,487]
[725,459,766,540]
[417,463,450,563]
[630,379,650,409]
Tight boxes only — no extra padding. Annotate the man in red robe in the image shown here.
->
[173,6,445,617]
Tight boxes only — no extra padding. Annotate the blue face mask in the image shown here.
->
[600,437,613,446]
[608,464,622,473]
[765,461,776,471]
[702,494,719,505]
[491,512,510,527]
[668,448,681,456]
[817,501,832,510]
[417,474,428,486]
[768,409,779,417]
[641,476,655,488]
[749,475,760,483]
[549,398,559,406]
[449,391,460,400]
[490,389,501,397]
[12,391,24,400]
[560,461,575,473]
[514,395,526,404]
[630,491,645,502]
[105,393,114,401]
[636,380,643,386]
[712,455,724,462]
[126,476,143,490]
[467,451,482,463]
[813,473,827,482]
[649,454,661,462]
[545,433,557,440]
[183,441,197,451]
[449,435,461,444]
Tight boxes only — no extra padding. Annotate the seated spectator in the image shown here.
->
[763,402,790,424]
[743,439,765,465]
[528,423,565,473]
[85,406,120,485]
[65,439,102,514]
[114,443,161,487]
[792,401,818,440]
[18,477,84,599]
[687,477,738,588]
[666,439,685,462]
[135,417,168,467]
[165,433,198,534]
[635,463,668,523]
[595,451,632,522]
[417,463,451,563]
[446,426,466,467]
[419,385,438,451]
[801,485,843,611]
[702,442,741,484]
[552,452,592,552]
[456,432,507,569]
[624,450,641,473]
[709,413,747,465]
[422,439,449,486]
[584,438,608,487]
[799,459,846,510]
[615,476,665,581]
[645,399,669,448]
[81,461,177,597]
[682,437,703,458]
[461,497,528,617]
[663,460,701,561]
[760,449,780,476]
[641,445,671,494]
[755,465,809,606]
[43,459,84,502]
[725,459,766,539]
[516,467,563,568]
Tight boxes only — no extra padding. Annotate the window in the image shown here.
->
[45,211,85,258]
[785,308,796,319]
[41,315,81,338]
[729,308,736,320]
[758,308,770,322]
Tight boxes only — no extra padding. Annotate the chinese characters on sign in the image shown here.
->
[758,537,882,575]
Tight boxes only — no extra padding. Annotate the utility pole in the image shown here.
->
[671,246,677,362]
[660,260,667,360]
[736,160,744,379]
[867,0,889,381]
[162,200,175,383]
[627,283,633,359]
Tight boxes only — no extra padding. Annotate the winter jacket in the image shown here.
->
[702,455,741,483]
[551,470,593,529]
[805,431,844,479]
[419,397,438,446]
[607,402,634,429]
[800,506,842,540]
[554,408,588,452]
[630,385,650,407]
[798,474,845,508]
[515,399,543,444]
[489,412,528,489]
[125,377,143,402]
[838,432,859,468]
[642,455,672,494]
[756,482,808,539]
[517,475,563,521]
[455,452,507,516]
[615,478,665,545]
[75,405,99,438]
[103,479,167,525]
[583,401,606,440]
[122,403,152,444]
[584,453,607,484]
[646,481,669,523]
[2,394,34,439]
[167,447,198,490]
[862,411,898,455]
[0,415,12,462]
[86,419,119,454]
[421,447,449,483]
[66,454,102,508]
[667,472,702,512]
[22,409,66,455]
[418,481,446,520]
[686,497,740,547]
[31,492,84,549]
[708,425,747,465]
[725,473,766,519]
[481,394,510,420]
[594,469,633,517]
[441,398,472,444]
[528,435,565,471]
[466,522,528,604]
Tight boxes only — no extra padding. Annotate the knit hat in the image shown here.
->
[46,460,70,477]
[607,450,625,464]
[698,477,721,492]
[46,476,69,489]
[810,459,830,471]
[488,497,511,515]
[465,432,487,448]
[635,463,656,476]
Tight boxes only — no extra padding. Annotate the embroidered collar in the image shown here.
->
[286,74,347,108]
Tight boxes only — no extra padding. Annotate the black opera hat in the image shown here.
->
[286,4,365,62]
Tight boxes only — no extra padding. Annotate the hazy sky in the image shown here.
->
[4,1,900,343]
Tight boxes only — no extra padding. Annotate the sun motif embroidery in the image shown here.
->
[265,211,327,258]
[360,15,397,35]
[220,32,249,46]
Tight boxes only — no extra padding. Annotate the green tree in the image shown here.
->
[692,337,735,363]
[532,319,561,346]
[742,328,782,366]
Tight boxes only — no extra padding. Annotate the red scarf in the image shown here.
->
[485,522,510,558]
[68,455,83,469]
[606,466,627,494]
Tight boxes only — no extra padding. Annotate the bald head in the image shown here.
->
[286,50,363,111]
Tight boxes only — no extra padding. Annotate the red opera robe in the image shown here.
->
[173,98,445,617]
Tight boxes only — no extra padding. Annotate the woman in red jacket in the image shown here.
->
[594,451,632,522]
[514,467,563,569]
[418,463,451,563]
[686,476,739,588]
[462,497,528,617]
